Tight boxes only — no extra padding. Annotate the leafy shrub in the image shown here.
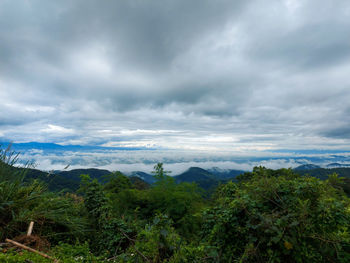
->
[202,171,350,262]
[94,217,135,257]
[122,213,181,263]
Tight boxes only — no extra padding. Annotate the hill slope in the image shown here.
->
[174,167,244,190]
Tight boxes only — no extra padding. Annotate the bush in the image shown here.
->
[202,171,350,262]
[121,213,182,263]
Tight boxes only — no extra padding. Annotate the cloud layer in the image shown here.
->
[16,146,350,174]
[1,0,350,156]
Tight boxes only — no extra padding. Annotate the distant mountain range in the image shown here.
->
[6,159,350,194]
[15,165,245,192]
[128,167,245,188]
[173,167,245,190]
[326,163,350,168]
[293,164,321,170]
[130,171,157,184]
[208,167,247,179]
[175,167,219,190]
[293,163,350,170]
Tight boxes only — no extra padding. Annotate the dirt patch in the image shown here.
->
[12,235,50,252]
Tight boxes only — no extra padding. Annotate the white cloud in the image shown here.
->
[41,125,75,134]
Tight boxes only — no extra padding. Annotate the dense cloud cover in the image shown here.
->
[1,0,350,157]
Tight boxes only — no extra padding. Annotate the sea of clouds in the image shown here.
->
[16,146,350,175]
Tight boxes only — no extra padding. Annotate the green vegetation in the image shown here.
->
[203,167,350,262]
[1,148,350,262]
[296,167,350,196]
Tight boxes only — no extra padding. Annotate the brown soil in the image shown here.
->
[12,235,50,252]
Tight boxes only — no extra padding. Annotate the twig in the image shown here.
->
[5,238,59,262]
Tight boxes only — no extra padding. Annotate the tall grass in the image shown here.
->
[0,145,89,243]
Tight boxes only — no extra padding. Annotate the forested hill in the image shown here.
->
[18,166,245,192]
[174,167,245,190]
[12,164,350,194]
[294,166,350,179]
[21,168,111,192]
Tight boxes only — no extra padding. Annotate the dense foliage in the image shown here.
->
[202,167,350,262]
[1,148,350,262]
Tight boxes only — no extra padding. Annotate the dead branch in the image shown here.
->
[5,238,59,262]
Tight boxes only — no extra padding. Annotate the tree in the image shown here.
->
[152,163,171,180]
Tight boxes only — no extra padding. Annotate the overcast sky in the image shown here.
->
[1,0,350,155]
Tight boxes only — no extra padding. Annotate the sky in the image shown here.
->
[1,0,350,172]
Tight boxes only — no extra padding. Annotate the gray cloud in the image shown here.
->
[1,0,350,156]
